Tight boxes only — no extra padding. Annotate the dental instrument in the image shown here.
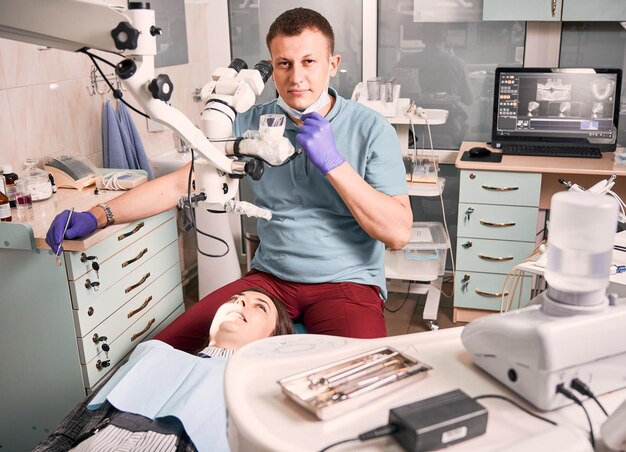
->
[55,207,74,266]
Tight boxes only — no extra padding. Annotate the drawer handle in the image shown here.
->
[131,318,156,341]
[125,272,151,293]
[478,253,514,262]
[481,185,519,192]
[480,220,516,227]
[475,289,509,298]
[118,222,145,241]
[128,295,153,318]
[122,248,148,268]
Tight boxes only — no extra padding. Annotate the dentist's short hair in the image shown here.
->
[266,7,335,54]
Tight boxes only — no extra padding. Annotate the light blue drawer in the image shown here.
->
[76,262,182,361]
[65,209,176,280]
[483,0,562,21]
[459,170,541,207]
[81,284,184,389]
[69,239,180,317]
[562,0,626,21]
[69,217,177,305]
[456,238,537,274]
[457,203,538,242]
[454,271,532,311]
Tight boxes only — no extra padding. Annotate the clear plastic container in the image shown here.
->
[22,159,52,201]
[385,222,450,280]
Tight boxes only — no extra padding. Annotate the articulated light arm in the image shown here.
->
[0,0,236,175]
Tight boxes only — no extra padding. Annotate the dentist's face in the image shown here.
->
[209,291,279,349]
[269,27,340,112]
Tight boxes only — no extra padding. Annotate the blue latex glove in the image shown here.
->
[296,112,346,175]
[45,210,98,254]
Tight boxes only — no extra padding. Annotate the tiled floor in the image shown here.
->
[184,275,464,335]
[385,278,461,335]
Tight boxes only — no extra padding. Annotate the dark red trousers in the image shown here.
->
[155,270,386,352]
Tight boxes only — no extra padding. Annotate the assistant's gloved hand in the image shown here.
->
[45,210,98,254]
[296,112,346,175]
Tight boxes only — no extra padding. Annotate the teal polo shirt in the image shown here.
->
[233,88,407,299]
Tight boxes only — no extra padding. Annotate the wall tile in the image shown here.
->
[0,38,91,89]
[0,90,19,169]
[186,2,210,65]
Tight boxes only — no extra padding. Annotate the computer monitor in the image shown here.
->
[492,67,622,151]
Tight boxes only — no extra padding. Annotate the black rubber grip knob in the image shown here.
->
[111,22,140,50]
[148,74,174,102]
[245,159,265,181]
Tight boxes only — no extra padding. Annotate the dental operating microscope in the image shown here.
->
[189,57,295,296]
[0,0,296,295]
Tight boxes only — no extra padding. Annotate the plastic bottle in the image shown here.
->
[1,164,18,208]
[0,170,12,222]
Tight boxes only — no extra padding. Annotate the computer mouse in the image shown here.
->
[469,146,491,158]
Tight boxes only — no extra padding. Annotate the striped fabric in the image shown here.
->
[196,346,234,359]
[70,425,177,452]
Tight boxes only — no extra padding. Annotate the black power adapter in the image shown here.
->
[388,389,488,451]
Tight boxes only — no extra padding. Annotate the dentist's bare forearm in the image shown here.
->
[89,163,191,228]
[327,162,412,249]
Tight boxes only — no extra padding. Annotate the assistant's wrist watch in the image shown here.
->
[98,203,115,227]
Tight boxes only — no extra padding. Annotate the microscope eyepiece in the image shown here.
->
[254,60,273,84]
[228,58,248,73]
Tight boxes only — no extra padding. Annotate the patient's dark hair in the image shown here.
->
[266,8,335,54]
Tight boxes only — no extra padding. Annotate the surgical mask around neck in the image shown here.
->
[209,302,243,340]
[277,88,330,120]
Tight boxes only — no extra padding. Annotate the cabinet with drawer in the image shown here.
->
[454,170,541,322]
[0,199,184,451]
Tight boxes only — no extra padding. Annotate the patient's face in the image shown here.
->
[209,291,279,349]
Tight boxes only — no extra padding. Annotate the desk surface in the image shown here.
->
[2,187,128,251]
[225,328,624,452]
[456,141,626,176]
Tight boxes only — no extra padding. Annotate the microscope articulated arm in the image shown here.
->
[0,0,239,175]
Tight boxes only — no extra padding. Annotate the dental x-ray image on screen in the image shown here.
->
[492,67,622,152]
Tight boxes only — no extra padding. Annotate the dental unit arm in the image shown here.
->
[0,0,295,218]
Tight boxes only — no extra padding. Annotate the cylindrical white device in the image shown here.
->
[544,191,618,311]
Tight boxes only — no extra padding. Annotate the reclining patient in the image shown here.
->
[33,288,294,452]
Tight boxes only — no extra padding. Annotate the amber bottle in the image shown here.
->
[0,170,12,222]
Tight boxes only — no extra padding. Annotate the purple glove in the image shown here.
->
[45,210,98,254]
[296,112,346,175]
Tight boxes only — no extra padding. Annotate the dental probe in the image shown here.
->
[55,207,74,267]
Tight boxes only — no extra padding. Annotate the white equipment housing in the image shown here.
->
[463,191,626,412]
[462,299,626,411]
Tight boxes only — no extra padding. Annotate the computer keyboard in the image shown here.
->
[501,145,602,159]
